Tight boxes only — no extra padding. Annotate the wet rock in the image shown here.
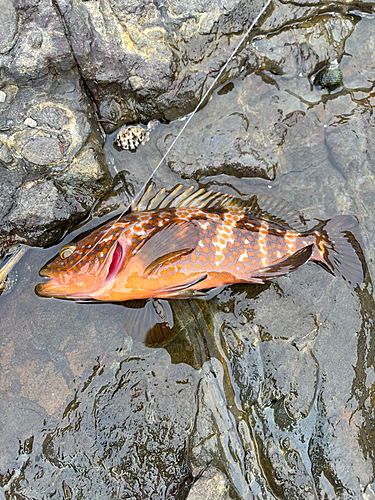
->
[0,0,112,250]
[253,14,354,79]
[154,75,287,180]
[0,0,18,53]
[0,344,199,499]
[342,15,375,90]
[187,467,230,500]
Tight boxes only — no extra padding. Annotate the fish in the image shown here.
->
[36,186,367,301]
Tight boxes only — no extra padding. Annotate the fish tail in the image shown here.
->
[310,215,367,286]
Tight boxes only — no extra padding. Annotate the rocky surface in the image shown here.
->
[0,0,112,250]
[1,1,375,500]
[0,0,364,251]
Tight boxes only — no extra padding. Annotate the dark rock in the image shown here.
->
[0,0,18,53]
[0,0,112,250]
[55,0,264,129]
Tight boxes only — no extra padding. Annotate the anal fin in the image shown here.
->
[251,245,313,280]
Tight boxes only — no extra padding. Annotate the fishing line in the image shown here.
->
[66,0,272,271]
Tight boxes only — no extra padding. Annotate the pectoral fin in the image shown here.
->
[122,299,176,346]
[135,221,200,275]
[251,245,313,280]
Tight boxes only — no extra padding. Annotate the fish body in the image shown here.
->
[36,187,367,301]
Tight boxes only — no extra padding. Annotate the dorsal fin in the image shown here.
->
[132,186,306,231]
[225,193,307,231]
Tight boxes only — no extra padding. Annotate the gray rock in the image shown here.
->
[55,0,262,129]
[0,0,112,250]
[0,0,18,53]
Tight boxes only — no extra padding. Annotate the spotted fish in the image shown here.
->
[36,186,367,301]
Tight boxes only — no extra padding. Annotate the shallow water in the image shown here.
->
[1,12,375,500]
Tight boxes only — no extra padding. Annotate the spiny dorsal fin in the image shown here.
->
[132,186,306,231]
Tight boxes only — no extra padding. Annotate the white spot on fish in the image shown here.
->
[239,251,247,262]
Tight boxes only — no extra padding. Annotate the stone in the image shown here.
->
[23,117,37,128]
[0,0,18,53]
[187,468,230,500]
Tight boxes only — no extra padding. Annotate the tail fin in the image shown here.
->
[310,215,367,286]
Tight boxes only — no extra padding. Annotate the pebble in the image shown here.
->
[24,117,37,128]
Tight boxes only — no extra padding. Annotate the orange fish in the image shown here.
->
[36,186,367,301]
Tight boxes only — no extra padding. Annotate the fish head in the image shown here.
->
[36,222,132,299]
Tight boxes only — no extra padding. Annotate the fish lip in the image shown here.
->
[39,267,53,278]
[35,280,71,298]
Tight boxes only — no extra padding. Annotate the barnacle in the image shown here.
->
[114,124,148,151]
[114,121,158,151]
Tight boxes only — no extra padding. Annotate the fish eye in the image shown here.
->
[59,244,77,259]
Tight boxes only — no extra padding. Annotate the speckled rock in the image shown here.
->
[0,0,18,53]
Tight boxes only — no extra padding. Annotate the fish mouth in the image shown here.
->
[35,279,66,297]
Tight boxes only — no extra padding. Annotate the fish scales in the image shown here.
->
[144,209,313,281]
[36,187,367,301]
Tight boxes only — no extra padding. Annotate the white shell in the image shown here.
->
[0,90,6,103]
[24,117,37,128]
